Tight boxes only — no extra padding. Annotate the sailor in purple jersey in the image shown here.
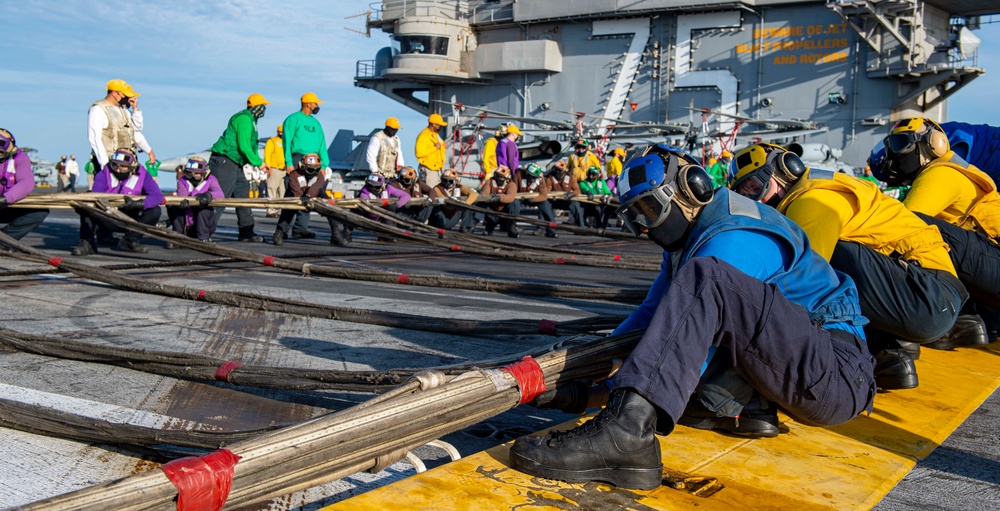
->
[72,148,163,256]
[0,128,49,243]
[167,157,224,244]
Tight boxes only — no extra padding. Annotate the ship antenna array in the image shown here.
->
[344,10,372,38]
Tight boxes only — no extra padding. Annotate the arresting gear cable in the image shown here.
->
[17,329,644,511]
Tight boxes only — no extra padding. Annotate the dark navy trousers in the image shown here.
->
[80,206,160,244]
[0,208,48,240]
[167,206,218,241]
[916,213,1000,309]
[613,258,875,431]
[829,240,965,347]
[209,154,255,230]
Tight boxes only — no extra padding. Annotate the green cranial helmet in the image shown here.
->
[527,163,543,178]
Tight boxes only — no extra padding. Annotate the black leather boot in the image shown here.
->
[873,348,918,390]
[925,314,990,350]
[896,340,921,360]
[509,389,663,490]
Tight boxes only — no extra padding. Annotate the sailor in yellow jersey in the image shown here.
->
[480,126,504,183]
[730,143,967,391]
[874,117,1000,343]
[568,139,601,184]
[605,147,626,194]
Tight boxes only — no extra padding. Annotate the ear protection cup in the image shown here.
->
[927,129,948,158]
[775,151,806,179]
[680,165,714,206]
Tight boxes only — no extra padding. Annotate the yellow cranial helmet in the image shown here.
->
[729,143,805,201]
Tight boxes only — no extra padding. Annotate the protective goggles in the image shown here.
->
[616,181,677,236]
[0,133,12,152]
[730,165,773,201]
[110,151,137,169]
[184,160,208,172]
[883,131,925,156]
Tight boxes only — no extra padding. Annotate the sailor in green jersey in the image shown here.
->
[281,92,329,237]
[208,93,271,242]
[579,166,613,228]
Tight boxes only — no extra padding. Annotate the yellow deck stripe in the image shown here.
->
[323,344,1000,510]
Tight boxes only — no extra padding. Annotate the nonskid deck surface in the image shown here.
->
[0,209,998,510]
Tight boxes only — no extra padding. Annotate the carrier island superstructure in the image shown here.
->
[353,0,998,172]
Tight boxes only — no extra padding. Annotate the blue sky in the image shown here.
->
[0,1,997,184]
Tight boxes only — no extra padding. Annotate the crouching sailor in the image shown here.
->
[0,128,48,243]
[509,144,875,490]
[167,156,223,244]
[73,148,163,255]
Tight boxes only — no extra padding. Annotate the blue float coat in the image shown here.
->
[613,189,867,373]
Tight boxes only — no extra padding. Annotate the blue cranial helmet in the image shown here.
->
[868,140,890,182]
[616,144,713,236]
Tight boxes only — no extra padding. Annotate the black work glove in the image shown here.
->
[489,194,502,204]
[530,379,592,414]
[386,203,399,213]
[119,196,144,213]
[564,191,575,200]
[586,193,595,201]
[196,192,213,208]
[300,195,313,209]
[0,197,7,209]
[178,199,190,209]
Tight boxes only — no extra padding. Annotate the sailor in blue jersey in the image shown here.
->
[509,144,875,490]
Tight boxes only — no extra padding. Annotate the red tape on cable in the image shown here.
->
[537,319,558,335]
[197,290,207,300]
[328,199,336,205]
[613,254,621,261]
[403,230,412,236]
[437,228,446,236]
[397,274,411,285]
[214,361,242,382]
[161,449,242,511]
[450,245,461,252]
[261,256,275,266]
[502,356,546,405]
[47,257,63,268]
[549,222,557,229]
[554,257,566,264]
[382,198,390,207]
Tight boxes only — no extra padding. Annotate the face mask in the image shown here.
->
[384,127,398,137]
[112,166,132,181]
[644,205,692,252]
[250,105,266,120]
[764,193,783,209]
[887,150,922,185]
[118,96,131,107]
[312,106,321,115]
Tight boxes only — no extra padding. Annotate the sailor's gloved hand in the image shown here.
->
[488,194,502,204]
[600,195,612,204]
[564,191,575,200]
[529,379,592,414]
[119,196,144,213]
[586,193,595,201]
[0,197,7,209]
[300,195,313,209]
[178,199,190,209]
[386,203,399,213]
[196,192,213,208]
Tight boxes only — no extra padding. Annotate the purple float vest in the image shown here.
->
[179,177,212,196]
[104,168,145,195]
[0,158,16,196]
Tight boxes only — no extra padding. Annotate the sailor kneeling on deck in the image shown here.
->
[73,148,163,256]
[166,156,223,245]
[0,128,48,245]
[273,153,349,247]
[510,144,875,490]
